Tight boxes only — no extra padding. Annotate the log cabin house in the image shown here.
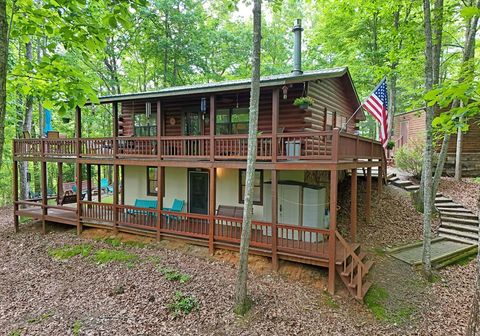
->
[13,67,385,300]
[393,108,480,176]
[12,21,385,300]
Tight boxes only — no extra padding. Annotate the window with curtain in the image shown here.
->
[134,113,157,136]
[239,169,263,205]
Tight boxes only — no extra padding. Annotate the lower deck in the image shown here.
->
[16,204,357,267]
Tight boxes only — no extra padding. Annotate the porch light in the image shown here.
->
[216,167,224,178]
[282,85,288,99]
[200,97,207,113]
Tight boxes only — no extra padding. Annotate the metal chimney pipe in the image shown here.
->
[292,18,304,75]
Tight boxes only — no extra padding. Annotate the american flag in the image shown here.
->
[362,79,388,147]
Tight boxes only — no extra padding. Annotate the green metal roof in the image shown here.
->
[94,67,355,104]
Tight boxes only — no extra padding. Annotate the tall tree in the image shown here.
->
[234,0,261,316]
[0,0,8,171]
[421,0,436,280]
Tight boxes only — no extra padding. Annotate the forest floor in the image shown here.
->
[0,179,476,335]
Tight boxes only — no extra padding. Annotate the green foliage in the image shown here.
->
[91,249,139,265]
[394,141,425,178]
[72,320,82,336]
[159,267,191,283]
[323,293,339,308]
[293,96,315,107]
[9,330,22,336]
[364,285,389,319]
[27,311,54,324]
[168,291,198,317]
[386,140,395,150]
[48,244,92,260]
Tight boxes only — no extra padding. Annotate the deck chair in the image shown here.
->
[162,199,184,222]
[100,178,113,193]
[127,199,158,215]
[58,193,85,205]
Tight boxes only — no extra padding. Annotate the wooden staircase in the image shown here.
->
[335,231,374,300]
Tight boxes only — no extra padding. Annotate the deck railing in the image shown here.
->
[276,223,330,257]
[80,201,114,224]
[13,130,383,162]
[214,215,272,249]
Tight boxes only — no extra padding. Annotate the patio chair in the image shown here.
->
[100,178,114,193]
[162,199,185,223]
[127,199,158,215]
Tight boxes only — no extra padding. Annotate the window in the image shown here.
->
[325,111,335,130]
[134,113,157,136]
[239,169,263,205]
[147,167,158,196]
[336,115,347,129]
[216,108,249,134]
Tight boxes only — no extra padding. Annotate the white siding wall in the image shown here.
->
[123,166,304,221]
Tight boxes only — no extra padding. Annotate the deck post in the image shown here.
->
[113,102,119,157]
[13,160,19,232]
[366,164,372,223]
[120,165,125,205]
[41,161,47,235]
[328,169,338,295]
[113,164,119,234]
[86,164,92,201]
[271,169,278,270]
[351,168,357,242]
[57,162,63,205]
[209,95,215,162]
[377,163,383,195]
[209,167,216,254]
[157,100,162,159]
[272,88,279,162]
[76,162,83,235]
[156,165,163,242]
[97,164,102,203]
[75,106,81,156]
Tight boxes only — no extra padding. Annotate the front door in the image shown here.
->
[188,170,209,214]
[400,121,409,146]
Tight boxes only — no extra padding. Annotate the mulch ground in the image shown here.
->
[0,178,476,335]
[438,177,480,213]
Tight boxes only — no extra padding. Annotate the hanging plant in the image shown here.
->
[293,96,315,109]
[386,140,395,150]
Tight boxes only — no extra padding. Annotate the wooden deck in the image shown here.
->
[13,130,384,166]
[15,203,360,267]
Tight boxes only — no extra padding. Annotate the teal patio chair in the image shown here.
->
[101,178,113,193]
[162,199,185,223]
[127,199,158,215]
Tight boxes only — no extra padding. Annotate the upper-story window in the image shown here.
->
[325,111,335,130]
[336,115,347,129]
[216,108,249,134]
[134,112,157,136]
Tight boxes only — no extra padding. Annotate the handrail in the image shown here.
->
[335,230,365,268]
[277,223,329,234]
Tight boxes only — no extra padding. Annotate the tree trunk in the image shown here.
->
[0,0,8,171]
[20,41,34,201]
[422,0,436,281]
[234,0,261,316]
[454,119,463,180]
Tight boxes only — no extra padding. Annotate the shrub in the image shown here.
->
[394,141,425,178]
[159,267,191,283]
[168,291,198,316]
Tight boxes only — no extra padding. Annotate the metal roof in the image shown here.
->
[93,67,353,104]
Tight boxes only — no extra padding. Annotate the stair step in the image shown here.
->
[393,180,413,186]
[435,203,464,208]
[438,227,479,240]
[435,197,453,203]
[404,185,420,191]
[335,244,361,265]
[437,207,473,213]
[386,173,396,180]
[388,176,399,182]
[439,233,478,245]
[341,252,366,276]
[361,281,373,299]
[347,260,374,289]
[441,216,479,225]
[438,211,477,219]
[442,222,479,233]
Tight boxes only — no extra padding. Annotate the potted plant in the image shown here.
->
[386,140,395,150]
[293,96,314,109]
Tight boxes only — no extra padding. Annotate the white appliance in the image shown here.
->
[263,181,326,242]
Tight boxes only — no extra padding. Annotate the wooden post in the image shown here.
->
[57,162,63,204]
[377,164,383,195]
[113,102,119,158]
[272,88,279,162]
[75,106,81,156]
[328,169,338,295]
[157,100,162,159]
[86,164,92,201]
[209,95,215,162]
[366,165,372,223]
[332,128,340,162]
[156,165,163,241]
[97,164,102,202]
[113,164,119,234]
[76,162,83,235]
[271,169,278,270]
[41,161,47,235]
[208,167,216,254]
[121,165,125,205]
[13,160,19,232]
[351,168,357,242]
